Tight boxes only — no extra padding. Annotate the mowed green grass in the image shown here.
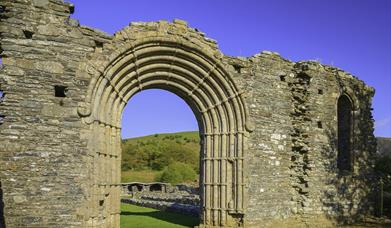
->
[120,203,199,228]
[121,170,163,183]
[122,131,199,144]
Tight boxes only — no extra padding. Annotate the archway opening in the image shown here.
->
[337,95,353,173]
[127,184,143,192]
[120,89,201,226]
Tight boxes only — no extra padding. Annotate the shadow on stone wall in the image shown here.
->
[320,128,376,224]
[0,181,5,228]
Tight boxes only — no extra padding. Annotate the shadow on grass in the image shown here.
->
[121,210,199,227]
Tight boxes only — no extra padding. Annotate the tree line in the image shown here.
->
[121,132,200,184]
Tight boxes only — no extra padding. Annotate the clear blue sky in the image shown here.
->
[71,0,391,138]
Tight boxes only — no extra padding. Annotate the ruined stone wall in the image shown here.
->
[227,55,376,226]
[224,53,296,225]
[0,0,376,227]
[0,0,111,226]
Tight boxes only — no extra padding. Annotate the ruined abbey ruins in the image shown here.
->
[0,0,377,227]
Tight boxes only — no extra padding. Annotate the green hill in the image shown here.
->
[121,131,200,183]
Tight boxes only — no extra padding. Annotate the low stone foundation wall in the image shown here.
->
[139,193,200,206]
[121,197,200,217]
[121,183,200,217]
[121,182,200,195]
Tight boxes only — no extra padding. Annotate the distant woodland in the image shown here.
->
[374,137,391,216]
[377,137,391,157]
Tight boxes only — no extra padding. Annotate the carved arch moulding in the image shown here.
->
[76,28,253,227]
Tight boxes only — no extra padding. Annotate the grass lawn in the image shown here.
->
[120,203,199,228]
[121,170,163,183]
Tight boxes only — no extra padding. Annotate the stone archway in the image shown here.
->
[77,34,250,227]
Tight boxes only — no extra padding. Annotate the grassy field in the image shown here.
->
[123,131,199,143]
[120,203,199,228]
[121,170,163,183]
